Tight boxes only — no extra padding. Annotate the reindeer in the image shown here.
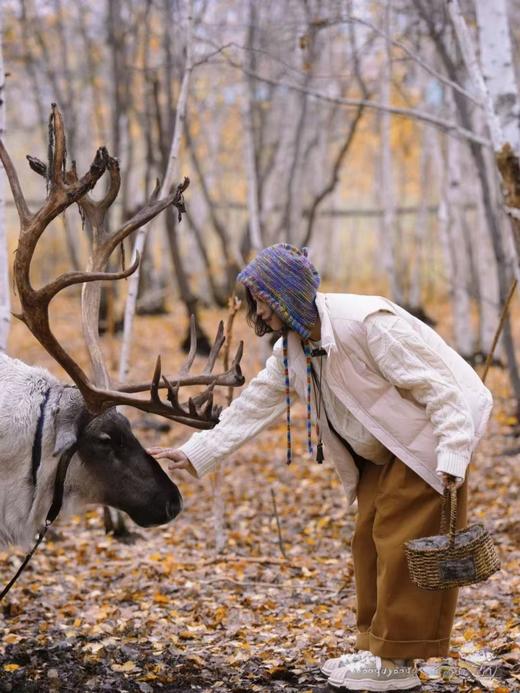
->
[0,105,244,548]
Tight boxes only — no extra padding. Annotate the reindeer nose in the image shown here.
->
[167,493,183,520]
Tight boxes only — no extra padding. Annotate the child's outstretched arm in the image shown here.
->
[148,339,290,478]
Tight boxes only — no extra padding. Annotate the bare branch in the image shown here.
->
[0,140,31,225]
[39,254,140,302]
[222,54,491,148]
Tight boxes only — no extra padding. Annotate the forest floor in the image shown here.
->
[0,294,518,692]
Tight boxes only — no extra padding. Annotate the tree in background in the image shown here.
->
[0,5,8,352]
[2,0,520,411]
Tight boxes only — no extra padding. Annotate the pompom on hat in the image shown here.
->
[237,243,320,339]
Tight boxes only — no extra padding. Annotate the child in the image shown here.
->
[149,243,493,691]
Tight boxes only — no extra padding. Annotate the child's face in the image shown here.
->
[255,297,284,332]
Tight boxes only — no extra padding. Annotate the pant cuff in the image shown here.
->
[355,630,451,659]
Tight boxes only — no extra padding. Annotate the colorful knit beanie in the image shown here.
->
[237,243,320,339]
[237,244,322,465]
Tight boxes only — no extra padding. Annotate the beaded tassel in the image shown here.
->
[282,332,292,464]
[303,341,314,455]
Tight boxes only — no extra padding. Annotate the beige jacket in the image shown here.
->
[180,293,493,505]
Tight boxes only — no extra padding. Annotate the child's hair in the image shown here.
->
[244,286,281,337]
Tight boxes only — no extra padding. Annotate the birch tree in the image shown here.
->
[448,0,520,264]
[447,0,520,406]
[408,125,431,312]
[242,0,263,253]
[378,2,404,304]
[118,0,194,383]
[0,5,8,352]
[436,127,476,357]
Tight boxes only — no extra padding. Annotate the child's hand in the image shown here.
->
[147,447,198,478]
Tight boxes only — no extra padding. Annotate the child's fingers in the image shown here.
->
[168,461,188,470]
[151,450,175,460]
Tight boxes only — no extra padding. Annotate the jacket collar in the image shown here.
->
[286,292,337,382]
[315,292,337,354]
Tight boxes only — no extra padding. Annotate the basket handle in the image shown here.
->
[440,481,457,547]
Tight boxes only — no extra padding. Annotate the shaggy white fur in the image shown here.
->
[0,354,88,547]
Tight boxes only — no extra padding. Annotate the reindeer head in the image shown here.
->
[0,104,245,529]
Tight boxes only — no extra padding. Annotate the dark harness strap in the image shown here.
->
[32,387,51,486]
[0,438,77,602]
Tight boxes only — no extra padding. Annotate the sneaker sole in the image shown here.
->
[328,676,421,691]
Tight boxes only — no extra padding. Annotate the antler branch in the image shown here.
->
[5,105,243,428]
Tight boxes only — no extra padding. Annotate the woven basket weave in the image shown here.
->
[404,483,500,591]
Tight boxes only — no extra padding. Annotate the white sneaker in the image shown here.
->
[328,655,421,691]
[320,649,372,676]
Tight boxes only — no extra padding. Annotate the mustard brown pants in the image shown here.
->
[352,456,468,660]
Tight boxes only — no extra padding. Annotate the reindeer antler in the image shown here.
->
[1,104,244,429]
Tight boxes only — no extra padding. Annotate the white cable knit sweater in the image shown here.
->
[180,310,481,484]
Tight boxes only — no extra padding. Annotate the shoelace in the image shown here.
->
[346,655,382,673]
[338,651,370,665]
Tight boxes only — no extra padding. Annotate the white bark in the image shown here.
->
[432,130,475,356]
[461,102,501,353]
[0,8,9,353]
[118,0,193,383]
[241,0,263,253]
[409,126,431,309]
[445,131,476,356]
[379,3,403,305]
[446,0,505,151]
[475,0,520,155]
[260,104,294,245]
[472,195,501,354]
[242,87,263,252]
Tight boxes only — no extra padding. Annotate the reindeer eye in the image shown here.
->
[99,433,112,443]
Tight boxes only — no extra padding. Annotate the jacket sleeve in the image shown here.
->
[178,338,290,478]
[364,312,475,480]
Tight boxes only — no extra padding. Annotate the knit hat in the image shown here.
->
[238,244,323,466]
[237,243,320,339]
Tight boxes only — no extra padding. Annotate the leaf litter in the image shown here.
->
[0,300,518,692]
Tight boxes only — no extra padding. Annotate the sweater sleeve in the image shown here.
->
[178,339,290,478]
[364,312,474,480]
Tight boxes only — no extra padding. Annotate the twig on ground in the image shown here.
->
[205,575,338,593]
[201,554,292,567]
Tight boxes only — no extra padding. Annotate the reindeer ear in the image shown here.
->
[52,388,86,457]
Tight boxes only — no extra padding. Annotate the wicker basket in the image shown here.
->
[404,482,501,590]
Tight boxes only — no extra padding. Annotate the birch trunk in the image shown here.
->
[431,131,475,356]
[444,131,476,356]
[118,0,193,383]
[261,117,292,245]
[449,0,520,262]
[242,84,263,252]
[475,0,520,154]
[379,3,403,304]
[0,8,9,352]
[242,0,263,253]
[474,0,520,271]
[472,194,501,355]
[448,0,520,406]
[468,106,504,358]
[409,126,431,310]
